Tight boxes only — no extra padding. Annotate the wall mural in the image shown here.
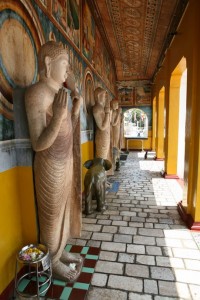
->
[38,0,48,7]
[52,0,80,48]
[0,9,38,100]
[102,47,111,88]
[0,1,44,142]
[118,84,152,107]
[52,0,67,29]
[0,93,14,141]
[0,0,116,171]
[33,2,115,132]
[118,87,134,106]
[36,0,116,93]
[82,0,95,62]
[82,0,116,94]
[0,0,45,171]
[93,27,103,77]
[67,0,80,48]
[135,85,151,105]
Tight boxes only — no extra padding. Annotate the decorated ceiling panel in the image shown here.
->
[88,0,188,89]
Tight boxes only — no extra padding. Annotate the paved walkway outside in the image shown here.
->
[70,151,200,300]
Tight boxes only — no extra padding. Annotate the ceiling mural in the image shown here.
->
[88,0,188,98]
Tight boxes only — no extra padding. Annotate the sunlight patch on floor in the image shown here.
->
[152,178,182,206]
[139,159,164,172]
[165,179,183,203]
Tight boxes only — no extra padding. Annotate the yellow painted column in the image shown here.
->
[165,74,181,176]
[194,143,200,221]
[188,12,200,222]
[193,31,200,223]
[186,66,200,223]
[152,97,156,150]
[155,88,165,159]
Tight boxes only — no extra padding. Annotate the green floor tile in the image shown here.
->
[81,246,89,255]
[17,278,30,292]
[85,254,98,260]
[65,244,72,252]
[60,287,72,299]
[82,267,94,273]
[32,275,47,282]
[73,282,90,290]
[53,278,66,286]
[39,282,51,295]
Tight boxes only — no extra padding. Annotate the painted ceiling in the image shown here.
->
[88,0,188,89]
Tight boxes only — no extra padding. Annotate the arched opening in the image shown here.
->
[84,71,95,131]
[165,57,187,178]
[124,108,148,138]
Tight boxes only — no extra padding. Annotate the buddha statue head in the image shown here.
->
[94,87,108,107]
[38,41,69,84]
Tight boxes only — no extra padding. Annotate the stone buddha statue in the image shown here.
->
[25,41,82,282]
[93,87,111,160]
[111,99,121,169]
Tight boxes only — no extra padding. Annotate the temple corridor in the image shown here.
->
[70,151,200,300]
[1,1,200,298]
[8,154,200,300]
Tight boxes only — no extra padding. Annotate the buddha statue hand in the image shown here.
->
[105,106,110,114]
[52,87,68,120]
[72,94,83,117]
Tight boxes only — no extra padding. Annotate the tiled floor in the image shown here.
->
[14,151,200,299]
[14,245,100,300]
[69,151,200,300]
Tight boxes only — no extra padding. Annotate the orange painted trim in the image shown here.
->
[190,222,200,231]
[164,173,179,179]
[154,156,164,161]
[177,201,200,231]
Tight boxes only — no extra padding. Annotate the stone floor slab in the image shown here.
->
[108,275,143,292]
[74,152,200,300]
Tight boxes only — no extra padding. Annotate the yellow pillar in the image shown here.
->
[194,142,200,222]
[155,88,165,159]
[165,74,181,177]
[152,97,156,150]
[187,14,200,224]
[177,1,200,227]
[194,28,200,223]
[184,62,200,227]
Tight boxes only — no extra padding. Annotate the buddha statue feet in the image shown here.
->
[52,259,82,282]
[61,250,84,265]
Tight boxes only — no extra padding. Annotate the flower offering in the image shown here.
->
[19,245,44,262]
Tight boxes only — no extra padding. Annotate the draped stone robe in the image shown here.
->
[34,99,81,264]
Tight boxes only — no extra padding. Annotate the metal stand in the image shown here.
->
[14,244,52,299]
